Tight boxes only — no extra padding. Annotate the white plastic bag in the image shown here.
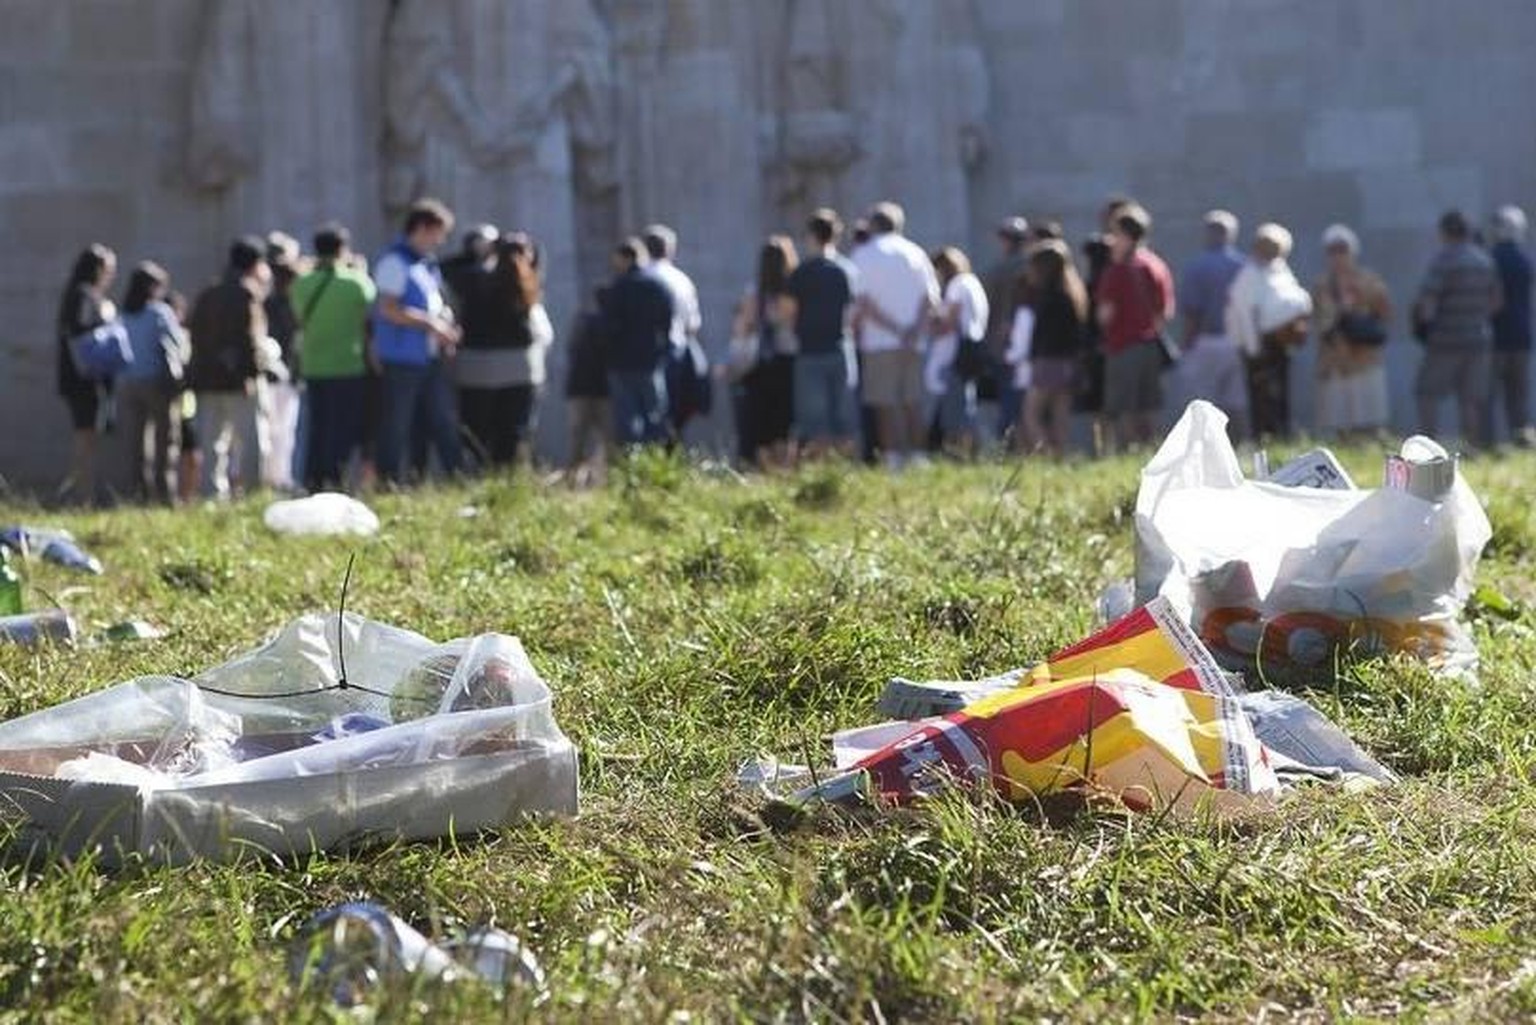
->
[1135,401,1491,679]
[264,493,380,537]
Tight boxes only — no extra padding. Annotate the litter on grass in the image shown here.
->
[290,901,544,1009]
[761,597,1391,817]
[0,526,103,574]
[1136,400,1490,681]
[263,493,380,537]
[0,613,576,864]
[0,609,78,646]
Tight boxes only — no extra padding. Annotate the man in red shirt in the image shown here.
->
[1094,204,1175,449]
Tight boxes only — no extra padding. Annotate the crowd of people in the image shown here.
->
[49,191,1534,504]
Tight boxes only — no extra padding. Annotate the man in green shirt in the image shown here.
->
[291,223,376,491]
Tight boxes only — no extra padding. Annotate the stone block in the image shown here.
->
[0,0,66,63]
[0,126,69,191]
[1067,110,1190,169]
[977,0,1067,31]
[1358,166,1483,232]
[1304,108,1422,171]
[67,0,164,65]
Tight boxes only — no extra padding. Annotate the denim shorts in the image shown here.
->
[793,350,854,441]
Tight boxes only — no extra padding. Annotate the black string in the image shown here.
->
[190,551,432,706]
[337,551,354,689]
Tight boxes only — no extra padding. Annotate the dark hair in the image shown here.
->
[642,224,676,261]
[807,208,843,246]
[931,246,972,284]
[66,243,115,291]
[123,261,169,315]
[869,202,904,235]
[1113,204,1151,243]
[228,235,266,275]
[314,222,350,259]
[1027,241,1090,322]
[1439,210,1470,239]
[757,235,799,298]
[402,197,453,236]
[1030,221,1064,242]
[851,219,871,246]
[495,233,543,309]
[57,243,116,335]
[615,237,645,264]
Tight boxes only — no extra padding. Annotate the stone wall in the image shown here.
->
[2,0,1533,487]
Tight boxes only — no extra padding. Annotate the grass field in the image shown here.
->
[0,444,1533,1022]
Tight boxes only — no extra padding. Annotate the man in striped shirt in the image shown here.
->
[1414,210,1503,448]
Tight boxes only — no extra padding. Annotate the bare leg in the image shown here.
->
[1049,391,1073,456]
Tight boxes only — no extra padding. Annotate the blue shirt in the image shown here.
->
[118,301,181,381]
[1491,240,1532,352]
[599,267,674,373]
[371,240,445,366]
[1178,245,1244,337]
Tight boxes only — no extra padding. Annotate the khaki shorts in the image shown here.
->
[861,349,925,409]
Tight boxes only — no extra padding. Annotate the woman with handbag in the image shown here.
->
[55,243,118,505]
[1313,224,1392,439]
[729,236,800,470]
[115,262,188,504]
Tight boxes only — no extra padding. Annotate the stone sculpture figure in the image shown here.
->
[187,0,260,190]
[774,0,862,213]
[379,0,617,224]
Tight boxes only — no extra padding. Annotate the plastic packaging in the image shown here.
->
[0,613,577,863]
[1,527,104,574]
[263,493,380,537]
[0,609,78,646]
[1135,401,1491,680]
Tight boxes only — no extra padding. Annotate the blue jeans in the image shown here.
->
[608,368,669,446]
[378,361,461,482]
[794,350,854,443]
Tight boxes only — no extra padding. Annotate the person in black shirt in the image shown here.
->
[55,243,118,505]
[1020,240,1089,456]
[786,208,856,459]
[599,239,674,446]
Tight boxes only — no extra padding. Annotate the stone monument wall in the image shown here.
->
[2,0,1533,486]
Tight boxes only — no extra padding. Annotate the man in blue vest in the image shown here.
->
[372,198,463,483]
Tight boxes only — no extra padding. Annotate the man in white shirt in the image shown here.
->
[642,224,706,435]
[852,202,940,468]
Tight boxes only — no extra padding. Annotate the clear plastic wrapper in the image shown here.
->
[0,613,577,864]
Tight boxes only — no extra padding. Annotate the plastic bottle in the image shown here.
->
[0,551,21,616]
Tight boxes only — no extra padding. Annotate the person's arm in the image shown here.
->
[1176,268,1200,345]
[1414,260,1442,326]
[1006,305,1035,365]
[1489,267,1505,316]
[1153,260,1175,332]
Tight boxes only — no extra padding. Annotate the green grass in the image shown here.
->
[0,445,1533,1022]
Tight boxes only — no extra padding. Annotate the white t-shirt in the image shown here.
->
[1006,306,1035,390]
[852,233,940,353]
[924,273,990,394]
[373,251,446,320]
[651,259,702,350]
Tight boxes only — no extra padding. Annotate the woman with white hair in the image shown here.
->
[1225,222,1312,439]
[1488,205,1533,445]
[1313,224,1393,438]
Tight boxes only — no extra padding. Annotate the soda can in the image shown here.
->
[1385,435,1458,502]
[0,609,78,647]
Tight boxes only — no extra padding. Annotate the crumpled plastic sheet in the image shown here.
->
[0,613,577,863]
